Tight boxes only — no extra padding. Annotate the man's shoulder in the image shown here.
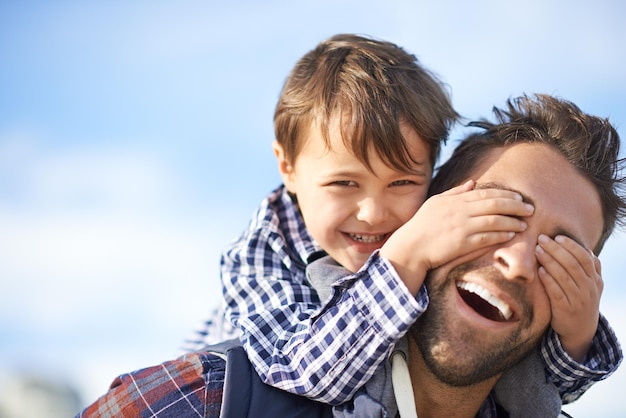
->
[77,340,332,418]
[76,349,226,417]
[218,342,333,418]
[192,340,333,418]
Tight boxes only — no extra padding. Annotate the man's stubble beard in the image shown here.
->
[408,263,545,387]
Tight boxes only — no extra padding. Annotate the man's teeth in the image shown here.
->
[349,234,386,243]
[457,282,512,320]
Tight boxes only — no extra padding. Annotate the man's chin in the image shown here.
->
[411,320,499,386]
[412,317,543,387]
[410,288,537,387]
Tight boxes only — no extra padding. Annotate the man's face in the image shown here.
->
[410,142,603,386]
[275,116,432,273]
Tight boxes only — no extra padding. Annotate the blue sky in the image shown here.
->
[1,1,625,415]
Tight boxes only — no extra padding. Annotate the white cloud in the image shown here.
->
[0,136,232,336]
[0,137,173,211]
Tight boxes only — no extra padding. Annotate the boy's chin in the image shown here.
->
[337,254,370,273]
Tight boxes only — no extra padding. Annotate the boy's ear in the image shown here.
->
[273,141,296,192]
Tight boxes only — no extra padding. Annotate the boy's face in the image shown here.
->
[275,116,432,272]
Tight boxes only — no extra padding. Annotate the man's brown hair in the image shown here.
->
[430,94,626,252]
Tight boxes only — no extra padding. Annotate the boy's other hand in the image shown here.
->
[536,234,603,362]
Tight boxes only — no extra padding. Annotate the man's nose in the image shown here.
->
[492,234,538,282]
[356,197,387,225]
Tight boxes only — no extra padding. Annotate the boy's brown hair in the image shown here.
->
[430,94,626,252]
[274,34,459,172]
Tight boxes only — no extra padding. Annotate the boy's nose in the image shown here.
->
[356,197,387,225]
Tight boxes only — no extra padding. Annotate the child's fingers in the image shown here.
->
[535,234,602,295]
[537,264,569,305]
[439,183,526,206]
[536,235,583,290]
[446,214,528,254]
[464,191,534,218]
[463,187,524,203]
[436,185,534,220]
[541,235,600,278]
[552,235,599,278]
[593,250,602,275]
[464,214,528,237]
[438,180,475,196]
[535,238,577,297]
[466,231,516,248]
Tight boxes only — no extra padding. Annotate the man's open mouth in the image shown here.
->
[456,281,513,322]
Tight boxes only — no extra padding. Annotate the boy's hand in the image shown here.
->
[535,234,603,362]
[380,180,534,295]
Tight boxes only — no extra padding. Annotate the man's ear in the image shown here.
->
[273,141,296,192]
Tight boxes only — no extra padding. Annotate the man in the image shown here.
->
[305,90,624,416]
[76,94,624,417]
[378,93,624,416]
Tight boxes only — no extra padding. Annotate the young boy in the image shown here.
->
[183,34,621,406]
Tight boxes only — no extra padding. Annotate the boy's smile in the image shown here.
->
[274,115,432,273]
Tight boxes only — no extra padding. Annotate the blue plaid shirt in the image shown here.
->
[183,185,622,405]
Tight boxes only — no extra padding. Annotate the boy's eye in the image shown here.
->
[390,179,415,187]
[331,180,357,187]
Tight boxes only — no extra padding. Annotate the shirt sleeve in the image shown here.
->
[540,313,623,404]
[179,304,241,354]
[224,231,428,405]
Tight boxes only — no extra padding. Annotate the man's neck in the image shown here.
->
[407,338,499,418]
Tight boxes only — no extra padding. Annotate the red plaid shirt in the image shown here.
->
[76,352,225,417]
